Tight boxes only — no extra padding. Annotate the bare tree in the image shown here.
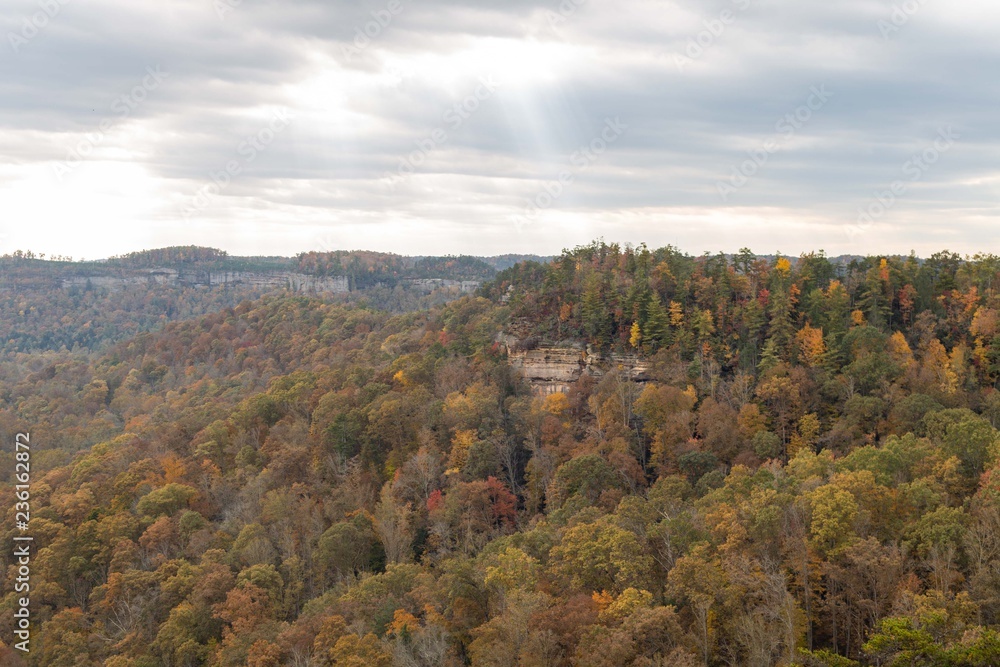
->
[374,482,415,564]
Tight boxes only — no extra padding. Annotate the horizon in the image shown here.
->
[0,242,970,264]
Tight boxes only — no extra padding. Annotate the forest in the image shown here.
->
[3,241,1000,666]
[0,248,522,354]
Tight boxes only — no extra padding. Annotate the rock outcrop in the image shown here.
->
[60,270,484,295]
[405,279,481,293]
[505,338,651,395]
[61,270,351,293]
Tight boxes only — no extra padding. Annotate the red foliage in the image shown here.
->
[427,489,445,513]
[485,477,517,528]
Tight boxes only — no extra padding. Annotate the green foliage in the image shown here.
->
[752,430,783,460]
[549,454,620,508]
[135,483,198,518]
[677,450,719,483]
[317,514,384,580]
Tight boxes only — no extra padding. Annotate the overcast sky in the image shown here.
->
[0,0,997,259]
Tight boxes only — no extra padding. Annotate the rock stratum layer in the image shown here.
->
[505,340,651,395]
[60,270,351,293]
[57,270,483,294]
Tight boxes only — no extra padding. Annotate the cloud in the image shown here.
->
[0,0,997,258]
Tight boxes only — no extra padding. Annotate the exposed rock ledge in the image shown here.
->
[61,270,350,293]
[502,337,650,395]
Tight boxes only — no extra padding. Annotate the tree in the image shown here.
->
[668,548,726,665]
[374,482,415,564]
[550,519,654,594]
[642,294,671,351]
[755,371,803,445]
[863,617,943,667]
[548,454,621,508]
[698,397,741,463]
[636,383,697,473]
[317,513,382,581]
[797,324,827,368]
[326,634,392,667]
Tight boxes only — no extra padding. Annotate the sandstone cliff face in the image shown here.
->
[60,270,482,295]
[62,270,352,293]
[508,346,587,395]
[405,278,481,293]
[506,340,651,395]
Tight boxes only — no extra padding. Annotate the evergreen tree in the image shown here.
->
[643,293,671,352]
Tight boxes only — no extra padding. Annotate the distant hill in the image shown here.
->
[0,247,547,354]
[478,254,556,271]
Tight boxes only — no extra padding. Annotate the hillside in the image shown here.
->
[0,248,515,354]
[3,242,1000,665]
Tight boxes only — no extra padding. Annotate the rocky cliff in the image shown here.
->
[61,270,352,293]
[59,270,485,295]
[505,339,651,395]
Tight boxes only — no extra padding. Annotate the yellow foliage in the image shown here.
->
[933,456,963,491]
[313,615,350,658]
[950,344,969,393]
[851,310,866,326]
[809,484,858,555]
[796,324,826,367]
[423,604,447,627]
[923,338,959,395]
[560,302,573,322]
[329,633,392,667]
[161,455,187,485]
[591,590,614,612]
[448,429,477,473]
[888,331,914,367]
[788,413,820,459]
[775,257,792,275]
[598,588,654,623]
[542,392,570,417]
[387,608,420,636]
[669,301,684,327]
[485,547,540,594]
[443,382,499,430]
[629,321,642,348]
[737,403,767,440]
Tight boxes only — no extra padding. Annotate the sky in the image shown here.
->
[0,0,998,259]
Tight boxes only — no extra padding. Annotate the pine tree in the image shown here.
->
[766,286,796,360]
[581,277,611,346]
[643,294,671,352]
[758,338,780,373]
